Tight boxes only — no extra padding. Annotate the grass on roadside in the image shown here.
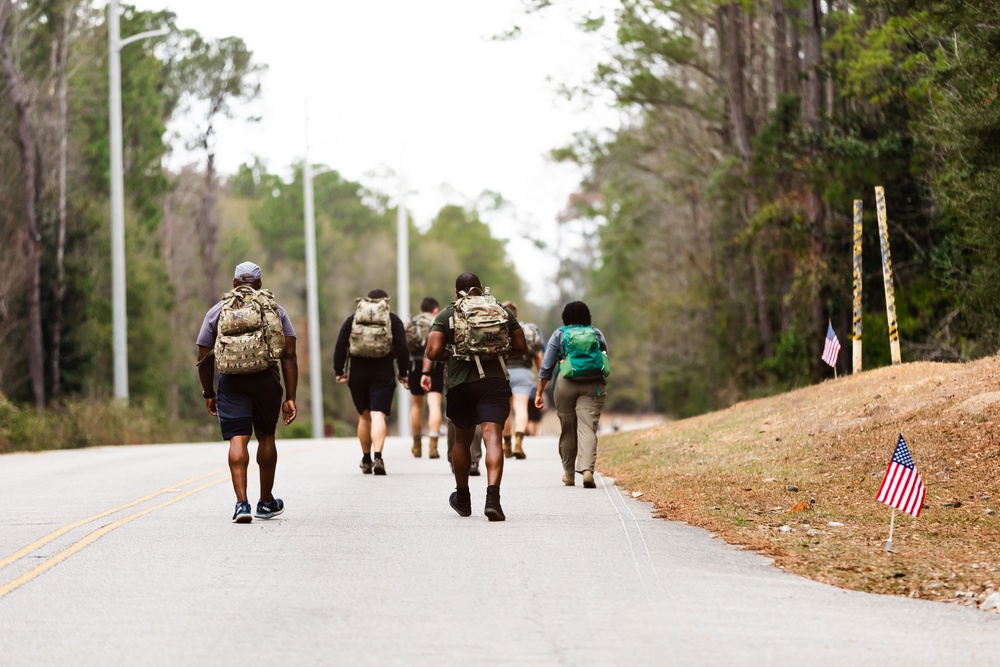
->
[599,357,1000,610]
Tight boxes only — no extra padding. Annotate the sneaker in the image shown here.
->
[373,458,386,475]
[360,458,373,474]
[469,463,481,476]
[563,473,575,486]
[450,488,472,517]
[582,470,597,488]
[484,485,505,522]
[255,497,284,519]
[232,501,252,523]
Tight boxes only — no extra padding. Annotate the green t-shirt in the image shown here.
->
[432,303,522,389]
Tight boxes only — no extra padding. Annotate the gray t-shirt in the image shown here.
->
[196,301,296,348]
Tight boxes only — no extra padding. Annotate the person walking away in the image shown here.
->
[196,261,298,523]
[535,301,610,489]
[422,272,527,521]
[526,384,545,436]
[333,289,409,475]
[406,297,443,458]
[500,301,544,459]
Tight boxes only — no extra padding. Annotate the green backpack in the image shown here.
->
[448,287,510,378]
[214,286,285,374]
[349,296,393,358]
[558,325,610,380]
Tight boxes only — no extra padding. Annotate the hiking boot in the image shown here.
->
[469,463,481,477]
[582,470,596,488]
[373,458,386,475]
[232,501,252,523]
[563,473,575,486]
[360,458,373,474]
[428,439,440,459]
[450,488,472,517]
[484,485,505,522]
[513,444,526,459]
[502,442,513,458]
[254,497,285,519]
[411,437,422,458]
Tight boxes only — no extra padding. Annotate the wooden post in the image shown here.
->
[886,507,896,552]
[852,199,863,374]
[874,186,901,365]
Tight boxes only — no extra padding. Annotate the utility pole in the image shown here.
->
[107,0,167,401]
[303,112,324,439]
[397,194,411,437]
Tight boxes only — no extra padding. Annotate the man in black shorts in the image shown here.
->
[407,297,444,459]
[422,272,527,521]
[196,261,298,523]
[334,289,409,475]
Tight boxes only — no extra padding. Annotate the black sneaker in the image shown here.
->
[484,485,505,522]
[232,501,252,523]
[255,497,284,519]
[450,488,472,517]
[360,458,373,474]
[469,464,481,476]
[373,458,386,475]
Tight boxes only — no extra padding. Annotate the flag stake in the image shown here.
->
[886,508,896,552]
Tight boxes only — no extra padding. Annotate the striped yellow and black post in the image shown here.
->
[875,186,901,365]
[853,199,863,373]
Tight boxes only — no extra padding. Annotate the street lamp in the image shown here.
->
[107,0,168,401]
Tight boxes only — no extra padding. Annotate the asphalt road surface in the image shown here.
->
[3,436,999,666]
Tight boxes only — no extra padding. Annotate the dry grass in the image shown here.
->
[599,356,1000,610]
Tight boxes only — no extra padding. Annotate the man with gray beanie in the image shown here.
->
[196,261,298,523]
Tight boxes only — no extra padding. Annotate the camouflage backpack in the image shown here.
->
[214,286,285,374]
[521,322,544,357]
[448,287,510,379]
[349,296,393,358]
[405,311,436,357]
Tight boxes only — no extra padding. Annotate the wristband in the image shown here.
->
[422,371,432,376]
[202,389,216,399]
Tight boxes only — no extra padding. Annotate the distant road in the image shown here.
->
[3,437,999,665]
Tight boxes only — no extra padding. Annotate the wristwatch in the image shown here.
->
[202,389,216,399]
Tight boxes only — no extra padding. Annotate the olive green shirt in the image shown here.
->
[432,303,521,389]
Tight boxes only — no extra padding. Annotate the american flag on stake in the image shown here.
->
[876,434,926,518]
[821,322,842,369]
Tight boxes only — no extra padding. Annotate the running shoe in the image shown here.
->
[484,485,505,522]
[373,458,386,475]
[360,458,373,474]
[232,501,252,523]
[255,497,284,519]
[450,488,472,517]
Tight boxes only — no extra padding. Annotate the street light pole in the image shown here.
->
[107,0,167,401]
[303,114,324,439]
[396,195,410,438]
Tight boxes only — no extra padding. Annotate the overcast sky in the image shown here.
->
[129,0,618,304]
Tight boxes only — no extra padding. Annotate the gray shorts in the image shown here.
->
[508,367,534,396]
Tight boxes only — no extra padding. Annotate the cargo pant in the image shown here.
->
[554,378,606,474]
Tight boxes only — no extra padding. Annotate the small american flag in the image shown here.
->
[876,434,926,517]
[821,322,841,368]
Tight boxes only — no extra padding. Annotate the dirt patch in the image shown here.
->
[598,357,1000,611]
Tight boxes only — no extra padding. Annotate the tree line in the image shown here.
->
[0,2,531,439]
[530,0,1000,416]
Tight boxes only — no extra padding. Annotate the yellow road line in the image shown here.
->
[0,476,229,599]
[0,467,227,571]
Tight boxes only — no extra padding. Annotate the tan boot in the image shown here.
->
[428,436,440,459]
[411,436,422,458]
[582,470,596,488]
[562,473,575,486]
[513,432,526,459]
[502,435,513,458]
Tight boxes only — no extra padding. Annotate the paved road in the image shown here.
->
[2,436,999,666]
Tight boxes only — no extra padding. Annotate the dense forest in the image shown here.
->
[2,1,1000,447]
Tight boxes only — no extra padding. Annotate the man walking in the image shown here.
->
[196,261,298,523]
[406,297,444,459]
[500,301,544,459]
[422,273,527,521]
[334,289,409,475]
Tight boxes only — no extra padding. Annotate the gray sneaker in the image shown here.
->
[373,458,386,475]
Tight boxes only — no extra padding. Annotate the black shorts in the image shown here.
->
[216,369,283,441]
[348,373,397,415]
[446,376,511,429]
[408,362,444,396]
